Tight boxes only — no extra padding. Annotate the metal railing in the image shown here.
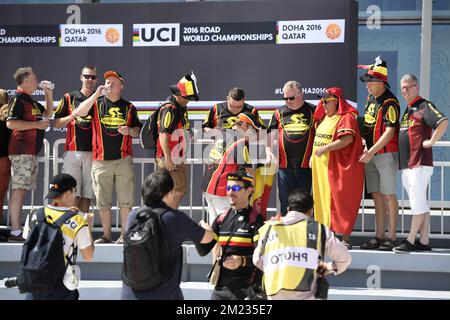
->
[3,139,450,239]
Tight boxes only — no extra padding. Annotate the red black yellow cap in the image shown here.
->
[358,56,389,85]
[170,71,199,101]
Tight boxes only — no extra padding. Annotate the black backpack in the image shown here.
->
[122,206,172,290]
[139,101,172,150]
[17,208,78,295]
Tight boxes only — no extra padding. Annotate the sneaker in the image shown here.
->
[94,236,112,244]
[8,233,25,242]
[415,240,432,252]
[115,235,124,245]
[393,240,416,253]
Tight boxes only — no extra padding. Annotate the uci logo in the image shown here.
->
[133,23,180,47]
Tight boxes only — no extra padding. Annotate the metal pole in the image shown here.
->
[420,0,433,100]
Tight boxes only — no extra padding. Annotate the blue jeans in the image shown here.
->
[278,168,312,214]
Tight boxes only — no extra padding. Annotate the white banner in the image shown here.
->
[133,23,180,47]
[277,19,345,44]
[59,24,123,47]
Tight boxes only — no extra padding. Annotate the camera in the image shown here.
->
[314,276,329,300]
[3,276,18,288]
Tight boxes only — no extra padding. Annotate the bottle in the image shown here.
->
[38,81,55,90]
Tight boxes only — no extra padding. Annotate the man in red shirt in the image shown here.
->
[394,74,448,252]
[76,70,142,244]
[6,67,53,241]
[156,72,199,209]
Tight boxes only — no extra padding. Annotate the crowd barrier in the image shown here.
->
[2,139,450,239]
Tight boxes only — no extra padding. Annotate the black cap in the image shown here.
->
[227,170,254,187]
[46,173,77,200]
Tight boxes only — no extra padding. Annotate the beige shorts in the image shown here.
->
[92,156,135,209]
[365,152,398,195]
[402,166,433,215]
[156,158,188,194]
[9,154,38,191]
[62,151,93,199]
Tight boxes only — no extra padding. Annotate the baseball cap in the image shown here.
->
[104,70,124,83]
[227,171,254,187]
[235,113,262,130]
[46,173,77,200]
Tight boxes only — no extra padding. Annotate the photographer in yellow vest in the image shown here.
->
[253,190,351,300]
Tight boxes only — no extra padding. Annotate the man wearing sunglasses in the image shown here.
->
[267,81,315,214]
[54,65,98,213]
[196,170,264,300]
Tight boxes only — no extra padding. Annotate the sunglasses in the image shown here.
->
[82,74,98,80]
[283,96,297,101]
[226,185,245,192]
[321,97,337,104]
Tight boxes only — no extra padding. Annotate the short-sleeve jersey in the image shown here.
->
[7,91,46,155]
[156,96,190,160]
[399,96,447,169]
[55,90,93,152]
[90,96,142,161]
[202,102,266,130]
[362,88,400,154]
[267,102,315,168]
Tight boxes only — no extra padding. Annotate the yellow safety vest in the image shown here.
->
[44,207,87,241]
[258,219,324,296]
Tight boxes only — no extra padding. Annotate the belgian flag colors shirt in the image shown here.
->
[267,102,315,169]
[211,206,263,284]
[7,91,46,155]
[399,96,447,170]
[90,96,142,161]
[156,96,190,160]
[202,133,252,196]
[55,90,93,152]
[202,102,266,129]
[363,88,400,154]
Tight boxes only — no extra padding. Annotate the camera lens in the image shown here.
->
[3,277,18,288]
